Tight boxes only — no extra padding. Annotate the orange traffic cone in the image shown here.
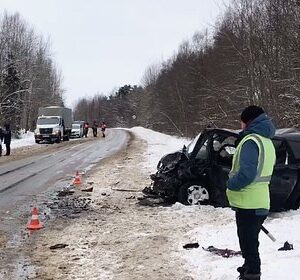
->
[27,207,43,230]
[73,171,81,185]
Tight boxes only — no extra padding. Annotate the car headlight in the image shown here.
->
[53,128,60,134]
[34,128,40,134]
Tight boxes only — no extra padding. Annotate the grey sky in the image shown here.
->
[1,0,229,108]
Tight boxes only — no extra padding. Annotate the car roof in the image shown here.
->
[205,128,239,135]
[274,132,300,142]
[206,128,300,141]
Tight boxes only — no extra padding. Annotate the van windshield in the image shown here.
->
[37,117,60,125]
[72,124,80,129]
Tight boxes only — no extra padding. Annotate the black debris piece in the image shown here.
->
[81,187,93,192]
[57,189,75,197]
[202,246,242,258]
[49,243,69,250]
[183,242,200,249]
[126,196,136,199]
[278,241,294,251]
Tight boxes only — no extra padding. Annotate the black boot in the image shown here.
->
[237,267,244,279]
[244,273,261,280]
[237,265,248,279]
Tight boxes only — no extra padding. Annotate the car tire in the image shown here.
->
[178,182,210,205]
[284,183,300,210]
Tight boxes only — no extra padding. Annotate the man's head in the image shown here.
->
[240,105,264,129]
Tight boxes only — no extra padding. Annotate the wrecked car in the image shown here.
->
[144,128,300,212]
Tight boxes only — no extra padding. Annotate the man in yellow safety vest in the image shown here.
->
[226,105,276,280]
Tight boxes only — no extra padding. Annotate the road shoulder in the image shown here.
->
[24,132,190,280]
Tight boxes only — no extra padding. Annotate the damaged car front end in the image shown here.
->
[143,128,300,212]
[144,131,214,205]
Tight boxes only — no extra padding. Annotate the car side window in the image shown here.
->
[213,135,237,165]
[273,140,288,165]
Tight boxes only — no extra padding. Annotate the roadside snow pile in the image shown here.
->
[130,126,190,171]
[11,131,36,148]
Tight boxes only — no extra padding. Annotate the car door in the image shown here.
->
[269,139,298,211]
[209,132,238,206]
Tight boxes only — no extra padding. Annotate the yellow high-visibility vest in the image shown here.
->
[226,134,276,209]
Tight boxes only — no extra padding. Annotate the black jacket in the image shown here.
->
[3,128,11,144]
[0,128,3,143]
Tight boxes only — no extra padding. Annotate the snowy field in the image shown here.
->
[4,127,300,279]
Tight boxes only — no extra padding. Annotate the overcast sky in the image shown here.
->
[1,0,229,108]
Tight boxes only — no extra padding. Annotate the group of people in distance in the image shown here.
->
[83,121,106,138]
[0,124,12,156]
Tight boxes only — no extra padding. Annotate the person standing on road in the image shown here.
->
[84,122,89,138]
[226,106,276,280]
[101,121,107,138]
[92,120,98,137]
[0,126,3,156]
[3,124,12,156]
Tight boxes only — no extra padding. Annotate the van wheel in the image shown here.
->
[178,182,210,205]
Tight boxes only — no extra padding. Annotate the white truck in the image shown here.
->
[34,106,73,144]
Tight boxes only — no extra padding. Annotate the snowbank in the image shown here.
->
[129,127,190,171]
[10,131,36,148]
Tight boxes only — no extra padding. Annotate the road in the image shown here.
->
[0,129,129,213]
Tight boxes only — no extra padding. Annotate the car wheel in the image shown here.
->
[284,186,300,210]
[178,182,210,205]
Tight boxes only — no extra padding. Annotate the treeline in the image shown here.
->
[0,12,64,131]
[75,0,300,137]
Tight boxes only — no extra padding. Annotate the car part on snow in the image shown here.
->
[49,243,69,250]
[278,241,294,251]
[261,226,294,251]
[81,186,93,192]
[261,225,276,242]
[202,245,242,258]
[183,242,200,249]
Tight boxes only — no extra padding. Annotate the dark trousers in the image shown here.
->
[92,128,97,137]
[236,210,267,274]
[5,143,10,155]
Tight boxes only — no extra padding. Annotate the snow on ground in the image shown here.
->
[129,127,190,171]
[131,127,300,280]
[10,131,36,148]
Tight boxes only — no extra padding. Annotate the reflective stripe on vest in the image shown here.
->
[226,133,276,210]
